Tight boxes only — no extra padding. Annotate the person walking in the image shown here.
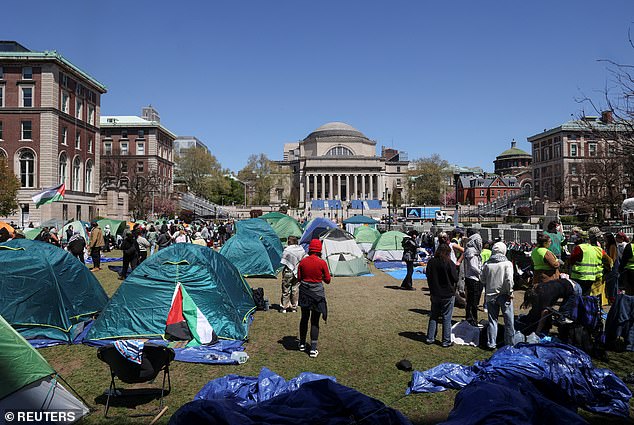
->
[67,230,86,263]
[119,231,139,280]
[279,236,307,313]
[481,242,515,350]
[401,230,419,291]
[297,239,331,358]
[88,221,104,272]
[531,232,560,285]
[461,232,483,326]
[425,243,458,347]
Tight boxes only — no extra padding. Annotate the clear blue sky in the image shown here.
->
[4,1,634,172]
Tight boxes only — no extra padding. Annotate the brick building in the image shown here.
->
[99,109,176,214]
[0,41,107,226]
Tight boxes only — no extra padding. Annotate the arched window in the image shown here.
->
[59,152,67,185]
[72,156,82,191]
[18,150,35,188]
[85,160,93,193]
[326,146,353,156]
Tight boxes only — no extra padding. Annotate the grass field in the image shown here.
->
[40,255,634,424]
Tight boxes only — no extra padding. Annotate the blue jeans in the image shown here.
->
[427,296,455,345]
[486,294,514,348]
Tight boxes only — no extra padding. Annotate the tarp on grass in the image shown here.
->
[407,342,632,419]
[170,372,412,425]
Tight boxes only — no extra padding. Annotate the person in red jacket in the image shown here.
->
[297,239,331,358]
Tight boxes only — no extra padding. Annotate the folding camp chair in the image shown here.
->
[97,343,175,417]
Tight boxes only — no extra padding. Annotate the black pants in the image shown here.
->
[121,256,138,278]
[90,247,101,268]
[465,278,483,325]
[401,261,414,289]
[299,307,322,349]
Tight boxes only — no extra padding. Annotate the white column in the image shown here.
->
[369,174,374,200]
[345,174,350,201]
[328,174,333,199]
[320,174,325,199]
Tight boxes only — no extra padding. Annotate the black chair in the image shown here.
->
[97,342,175,417]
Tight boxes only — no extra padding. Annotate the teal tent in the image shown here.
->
[0,314,89,417]
[87,243,255,342]
[259,213,303,242]
[0,239,109,342]
[220,233,282,277]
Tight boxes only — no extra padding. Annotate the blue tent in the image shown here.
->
[299,217,337,250]
[0,239,108,343]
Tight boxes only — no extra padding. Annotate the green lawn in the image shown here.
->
[40,255,634,424]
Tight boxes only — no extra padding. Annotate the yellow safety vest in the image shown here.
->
[571,243,601,281]
[531,247,551,271]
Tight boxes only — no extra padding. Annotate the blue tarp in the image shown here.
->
[170,370,412,425]
[408,343,632,419]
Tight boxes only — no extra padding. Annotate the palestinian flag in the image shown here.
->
[165,283,217,347]
[32,183,65,208]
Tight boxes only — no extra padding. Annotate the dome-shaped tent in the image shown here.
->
[368,230,408,262]
[321,228,370,276]
[353,226,381,254]
[87,244,255,343]
[0,239,109,342]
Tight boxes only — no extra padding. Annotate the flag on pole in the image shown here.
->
[31,183,65,208]
[165,282,217,347]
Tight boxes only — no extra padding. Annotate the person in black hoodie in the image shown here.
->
[425,243,459,347]
[401,230,420,290]
[119,231,140,280]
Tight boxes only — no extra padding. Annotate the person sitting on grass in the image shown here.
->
[297,239,331,358]
[425,243,458,348]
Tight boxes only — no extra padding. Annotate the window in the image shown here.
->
[18,150,35,187]
[136,141,145,155]
[75,99,82,119]
[103,142,112,155]
[570,144,577,157]
[21,87,33,107]
[120,161,128,173]
[88,137,93,153]
[0,86,4,107]
[22,67,32,80]
[85,160,93,193]
[120,142,128,155]
[570,164,577,175]
[75,133,81,150]
[21,121,32,140]
[58,153,67,185]
[61,127,67,145]
[61,92,69,113]
[72,156,81,191]
[589,143,597,157]
[326,146,353,156]
[137,161,144,172]
[88,105,95,125]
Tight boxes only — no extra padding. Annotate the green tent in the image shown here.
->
[259,213,303,242]
[97,218,127,235]
[87,243,255,342]
[220,233,282,277]
[0,239,109,342]
[0,314,89,416]
[354,226,381,253]
[61,220,90,243]
[321,228,370,277]
[368,230,408,262]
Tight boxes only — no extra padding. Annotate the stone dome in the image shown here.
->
[305,122,367,140]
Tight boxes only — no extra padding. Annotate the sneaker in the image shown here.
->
[298,343,306,351]
[309,349,319,358]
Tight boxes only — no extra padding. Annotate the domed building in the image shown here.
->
[271,122,409,211]
[493,139,532,194]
